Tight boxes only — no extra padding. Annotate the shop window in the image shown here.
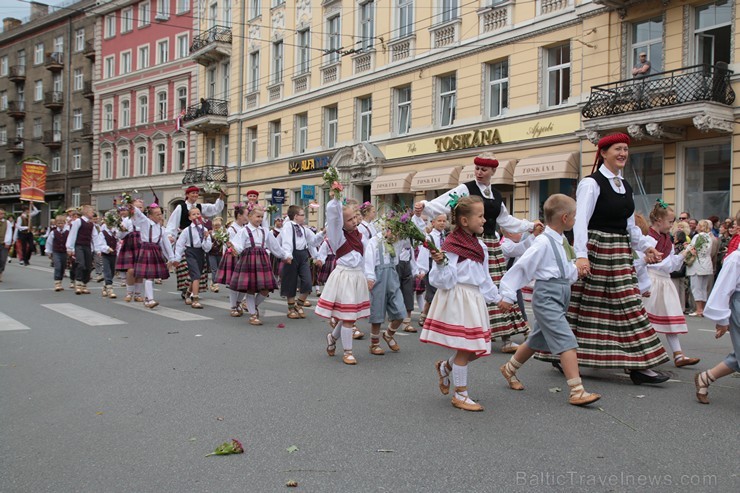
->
[682,142,731,220]
[626,148,663,216]
[694,2,731,66]
[530,179,576,221]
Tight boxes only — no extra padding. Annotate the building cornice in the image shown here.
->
[0,0,96,43]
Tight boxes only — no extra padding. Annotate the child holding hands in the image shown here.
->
[175,207,213,309]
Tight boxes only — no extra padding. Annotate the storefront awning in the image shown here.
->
[410,166,461,191]
[513,152,579,182]
[458,160,516,186]
[371,171,416,196]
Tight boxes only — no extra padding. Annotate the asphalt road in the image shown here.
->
[0,258,737,492]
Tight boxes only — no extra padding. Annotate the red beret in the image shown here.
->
[246,190,259,196]
[597,133,630,150]
[185,186,200,194]
[473,156,499,168]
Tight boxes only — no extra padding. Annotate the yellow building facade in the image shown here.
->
[186,0,739,226]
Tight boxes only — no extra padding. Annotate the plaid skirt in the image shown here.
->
[535,230,669,369]
[317,254,337,285]
[116,231,141,271]
[215,253,239,285]
[230,247,278,293]
[176,260,209,291]
[414,275,426,293]
[271,253,283,279]
[133,242,170,280]
[483,236,529,339]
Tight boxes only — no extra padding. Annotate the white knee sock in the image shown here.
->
[665,334,682,354]
[238,292,247,302]
[229,290,238,308]
[416,294,425,311]
[245,294,257,314]
[452,363,468,394]
[134,282,143,295]
[126,283,134,294]
[340,326,354,351]
[144,280,154,300]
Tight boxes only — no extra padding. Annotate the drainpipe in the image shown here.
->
[235,3,246,201]
[64,14,73,214]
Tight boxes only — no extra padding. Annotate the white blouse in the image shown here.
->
[326,198,366,269]
[704,250,740,326]
[429,239,501,304]
[131,207,176,261]
[175,224,213,258]
[232,223,285,257]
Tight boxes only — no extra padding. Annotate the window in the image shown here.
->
[176,34,189,59]
[121,8,133,33]
[441,0,458,23]
[271,0,284,6]
[71,187,81,208]
[17,86,24,104]
[396,86,411,135]
[359,1,374,50]
[207,67,216,98]
[34,43,44,64]
[438,74,456,127]
[269,120,281,158]
[223,0,232,27]
[34,80,43,101]
[208,2,218,28]
[358,96,372,141]
[546,43,570,107]
[0,126,6,145]
[327,15,341,63]
[487,59,508,118]
[103,103,114,131]
[271,40,284,84]
[120,149,130,177]
[52,114,61,136]
[75,29,85,51]
[0,162,5,178]
[176,87,187,112]
[625,148,663,216]
[0,56,7,76]
[297,29,310,74]
[157,40,169,64]
[397,0,413,38]
[177,0,190,14]
[104,56,115,78]
[102,151,112,179]
[221,61,230,97]
[247,126,258,163]
[694,3,731,67]
[138,95,149,124]
[73,109,83,130]
[54,36,63,54]
[73,68,83,91]
[105,14,116,38]
[324,106,338,148]
[221,135,229,166]
[682,142,731,220]
[295,113,308,153]
[632,17,663,75]
[138,46,150,69]
[250,0,260,19]
[121,51,132,74]
[33,118,42,138]
[0,91,6,111]
[121,99,130,127]
[176,140,186,171]
[157,91,167,121]
[52,153,61,173]
[156,0,170,19]
[137,146,148,175]
[249,51,260,92]
[155,143,166,173]
[17,49,26,67]
[207,138,216,166]
[72,148,81,170]
[139,2,151,27]
[16,121,24,140]
[53,73,62,92]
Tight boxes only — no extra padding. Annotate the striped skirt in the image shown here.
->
[215,252,239,286]
[483,236,529,339]
[115,231,141,271]
[536,230,669,369]
[317,254,337,285]
[315,265,371,322]
[176,259,208,291]
[229,247,278,293]
[644,269,688,334]
[133,242,170,280]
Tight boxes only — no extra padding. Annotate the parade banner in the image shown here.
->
[20,159,47,203]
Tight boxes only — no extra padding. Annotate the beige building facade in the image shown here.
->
[187,0,739,227]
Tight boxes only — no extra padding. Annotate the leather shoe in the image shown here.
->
[629,370,670,385]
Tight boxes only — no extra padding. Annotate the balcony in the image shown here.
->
[7,101,26,119]
[189,26,232,66]
[84,39,95,60]
[181,98,229,133]
[82,81,94,100]
[181,165,228,185]
[45,52,64,71]
[43,130,63,149]
[44,91,64,110]
[82,122,93,141]
[7,138,24,155]
[8,65,26,83]
[582,64,736,140]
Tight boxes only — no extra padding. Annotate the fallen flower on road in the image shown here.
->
[548,387,562,393]
[286,480,298,487]
[277,323,286,329]
[205,439,244,457]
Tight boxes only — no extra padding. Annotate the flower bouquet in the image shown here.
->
[212,227,230,250]
[103,209,122,230]
[264,203,279,215]
[203,182,222,194]
[205,438,244,457]
[683,233,708,266]
[384,209,448,265]
[323,166,343,199]
[119,190,137,205]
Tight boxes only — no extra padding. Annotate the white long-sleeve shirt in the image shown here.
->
[66,216,107,253]
[645,246,684,276]
[499,227,578,303]
[280,219,324,259]
[165,198,224,239]
[2,219,12,246]
[175,223,213,258]
[13,204,40,241]
[703,250,740,326]
[231,223,285,257]
[358,220,378,242]
[416,229,447,275]
[428,240,501,304]
[131,207,176,262]
[326,198,365,269]
[44,225,69,255]
[574,165,657,259]
[364,236,412,282]
[500,233,535,261]
[223,222,245,254]
[316,240,333,263]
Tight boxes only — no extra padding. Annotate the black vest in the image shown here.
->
[464,180,502,237]
[52,229,68,253]
[587,172,635,234]
[76,220,94,247]
[174,201,202,230]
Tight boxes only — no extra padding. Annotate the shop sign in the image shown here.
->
[434,129,502,152]
[0,183,21,195]
[288,153,333,175]
[301,185,315,201]
[271,188,286,204]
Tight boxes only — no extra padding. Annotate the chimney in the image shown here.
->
[3,17,22,31]
[30,2,49,21]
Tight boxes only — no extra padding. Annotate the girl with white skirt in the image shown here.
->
[687,220,715,317]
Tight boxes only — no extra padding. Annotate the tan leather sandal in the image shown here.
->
[500,364,524,391]
[108,289,117,299]
[451,387,483,412]
[435,360,451,395]
[287,307,301,319]
[568,386,601,406]
[369,344,385,355]
[342,351,357,365]
[326,333,337,357]
[295,305,306,319]
[191,297,203,309]
[230,308,242,317]
[249,313,263,326]
[674,351,700,367]
[382,330,400,352]
[694,371,714,404]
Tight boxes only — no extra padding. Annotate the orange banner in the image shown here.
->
[20,159,47,203]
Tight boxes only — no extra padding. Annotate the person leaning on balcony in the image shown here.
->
[198,98,210,117]
[632,52,652,78]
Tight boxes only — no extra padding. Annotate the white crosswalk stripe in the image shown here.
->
[0,311,32,331]
[115,301,212,321]
[42,303,127,326]
[198,298,285,318]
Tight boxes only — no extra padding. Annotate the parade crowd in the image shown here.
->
[0,134,738,412]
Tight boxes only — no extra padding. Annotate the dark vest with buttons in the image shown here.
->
[174,201,202,230]
[587,171,635,234]
[464,180,502,237]
[52,229,68,253]
[103,229,117,253]
[76,219,94,246]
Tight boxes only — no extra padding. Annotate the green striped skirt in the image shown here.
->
[176,258,209,292]
[483,235,529,339]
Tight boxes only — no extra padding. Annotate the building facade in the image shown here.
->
[89,0,198,212]
[0,1,96,226]
[188,0,738,227]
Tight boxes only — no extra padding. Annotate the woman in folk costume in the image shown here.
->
[414,152,543,353]
[229,204,286,326]
[116,206,143,302]
[538,133,670,385]
[218,204,248,317]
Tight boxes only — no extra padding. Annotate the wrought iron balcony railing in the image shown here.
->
[189,25,233,54]
[181,165,228,185]
[181,98,228,122]
[582,64,735,119]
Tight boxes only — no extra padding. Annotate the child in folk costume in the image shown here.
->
[218,205,248,317]
[632,214,654,297]
[45,215,69,291]
[92,213,105,283]
[66,205,106,295]
[116,207,144,302]
[65,208,80,289]
[394,235,419,333]
[317,196,371,365]
[130,201,177,309]
[314,238,336,297]
[415,213,448,327]
[358,202,378,241]
[422,196,501,412]
[229,205,285,326]
[642,201,699,368]
[280,205,324,319]
[207,216,224,293]
[694,249,740,404]
[498,194,601,407]
[413,245,426,317]
[175,208,213,309]
[269,216,284,280]
[99,212,119,299]
[500,229,536,321]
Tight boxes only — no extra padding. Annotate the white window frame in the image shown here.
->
[247,126,258,163]
[176,33,189,59]
[440,0,459,24]
[295,113,308,153]
[73,109,83,130]
[34,43,44,65]
[154,142,167,173]
[120,50,132,74]
[396,85,411,135]
[105,14,116,38]
[0,56,7,76]
[75,29,85,52]
[207,137,216,166]
[397,0,413,38]
[221,61,230,98]
[138,94,149,124]
[175,139,187,171]
[631,17,663,75]
[34,80,43,101]
[103,103,114,131]
[157,90,168,121]
[102,150,113,179]
[249,51,260,93]
[136,145,148,176]
[486,59,509,118]
[53,36,64,54]
[156,0,170,20]
[73,68,83,91]
[0,91,6,111]
[176,86,188,112]
[222,0,232,28]
[438,74,456,127]
[326,15,341,64]
[139,1,151,27]
[52,153,61,173]
[325,105,338,148]
[137,45,150,70]
[220,135,229,166]
[120,99,131,128]
[297,29,310,75]
[71,187,81,208]
[72,148,82,170]
[157,39,169,64]
[359,1,375,51]
[119,148,130,178]
[358,96,372,141]
[0,126,6,146]
[177,0,190,14]
[249,0,260,20]
[271,40,284,85]
[121,8,134,33]
[104,56,115,78]
[269,120,281,158]
[33,118,42,138]
[545,43,570,108]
